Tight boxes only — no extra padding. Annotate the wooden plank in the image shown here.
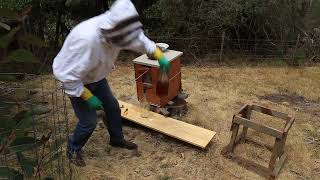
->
[251,105,290,121]
[133,50,183,67]
[119,100,216,148]
[283,117,295,133]
[233,116,283,138]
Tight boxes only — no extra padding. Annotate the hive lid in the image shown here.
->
[133,49,183,67]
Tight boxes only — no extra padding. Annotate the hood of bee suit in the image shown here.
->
[98,0,143,33]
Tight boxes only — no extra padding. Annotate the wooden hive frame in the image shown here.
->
[222,103,295,179]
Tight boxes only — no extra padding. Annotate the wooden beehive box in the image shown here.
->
[133,50,183,107]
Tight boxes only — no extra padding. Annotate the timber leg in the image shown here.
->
[228,123,240,152]
[241,105,252,143]
[278,134,288,156]
[269,138,282,172]
[270,135,288,178]
[240,126,248,143]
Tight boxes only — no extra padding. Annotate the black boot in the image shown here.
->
[110,140,138,150]
[66,150,86,167]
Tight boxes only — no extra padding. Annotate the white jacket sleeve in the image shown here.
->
[53,38,99,97]
[121,31,157,55]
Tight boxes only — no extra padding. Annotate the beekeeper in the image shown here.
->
[52,0,170,166]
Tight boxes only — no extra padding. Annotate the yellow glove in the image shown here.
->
[152,48,170,74]
[81,87,103,110]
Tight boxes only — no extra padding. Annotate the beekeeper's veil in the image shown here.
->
[99,0,143,47]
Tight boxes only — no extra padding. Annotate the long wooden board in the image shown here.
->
[119,100,216,148]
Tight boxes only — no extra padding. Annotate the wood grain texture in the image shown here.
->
[251,105,291,121]
[233,116,283,138]
[119,100,216,148]
[134,57,182,107]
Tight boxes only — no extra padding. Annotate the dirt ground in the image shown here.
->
[44,64,320,180]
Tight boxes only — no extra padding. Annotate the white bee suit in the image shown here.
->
[53,0,156,97]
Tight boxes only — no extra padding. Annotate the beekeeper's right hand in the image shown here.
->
[153,48,170,74]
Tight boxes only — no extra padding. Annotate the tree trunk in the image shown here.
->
[54,9,63,48]
[54,1,66,48]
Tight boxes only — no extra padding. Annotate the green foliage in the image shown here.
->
[19,35,48,47]
[16,152,37,177]
[0,5,47,73]
[0,26,21,48]
[0,115,15,129]
[291,49,307,65]
[145,0,309,40]
[0,166,23,180]
[15,112,34,129]
[0,99,58,179]
[304,0,320,30]
[8,49,40,63]
[0,0,33,11]
[274,58,287,66]
[0,8,18,19]
[0,74,23,81]
[9,137,41,153]
[30,105,51,115]
[143,0,320,64]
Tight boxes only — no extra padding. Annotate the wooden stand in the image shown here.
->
[222,104,295,179]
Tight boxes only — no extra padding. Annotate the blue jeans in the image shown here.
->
[67,79,124,153]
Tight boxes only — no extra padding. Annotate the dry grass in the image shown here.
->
[38,63,320,179]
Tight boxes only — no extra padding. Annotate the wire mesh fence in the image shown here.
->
[0,73,73,179]
[150,35,320,65]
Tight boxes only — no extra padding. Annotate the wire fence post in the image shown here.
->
[220,31,225,64]
[292,34,300,64]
